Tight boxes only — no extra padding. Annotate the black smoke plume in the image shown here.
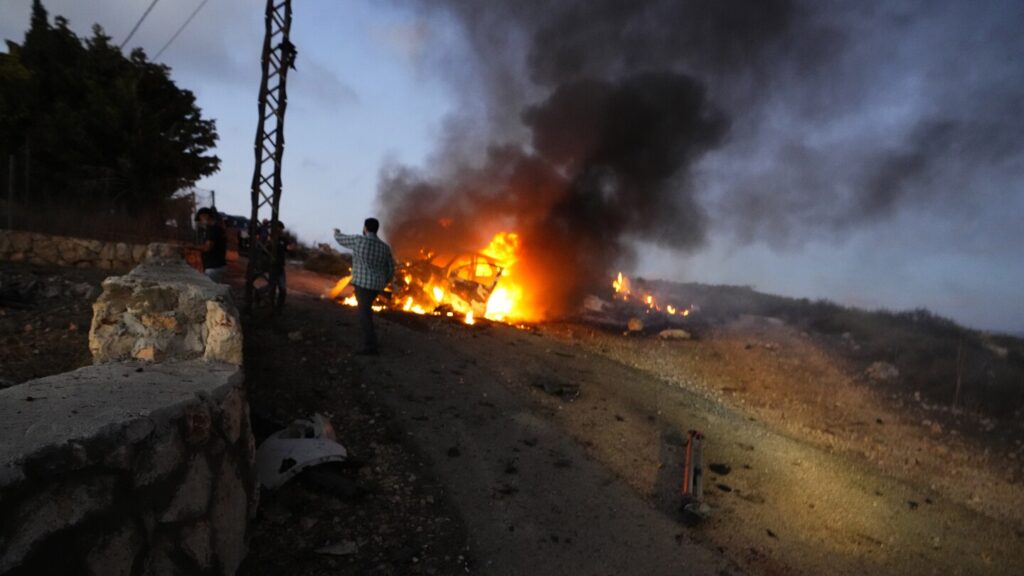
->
[380,0,1024,311]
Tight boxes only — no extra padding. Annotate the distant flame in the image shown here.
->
[464,310,475,325]
[612,272,692,319]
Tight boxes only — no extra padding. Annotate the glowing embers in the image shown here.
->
[612,272,692,317]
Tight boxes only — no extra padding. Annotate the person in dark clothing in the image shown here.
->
[333,217,395,355]
[270,221,293,309]
[195,208,228,283]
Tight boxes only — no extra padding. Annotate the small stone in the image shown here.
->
[658,329,691,340]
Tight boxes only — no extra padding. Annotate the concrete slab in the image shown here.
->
[0,360,241,480]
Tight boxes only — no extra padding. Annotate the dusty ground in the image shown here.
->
[265,265,1024,576]
[4,259,1022,575]
[0,263,105,386]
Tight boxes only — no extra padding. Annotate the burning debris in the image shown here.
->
[327,231,531,325]
[325,230,695,334]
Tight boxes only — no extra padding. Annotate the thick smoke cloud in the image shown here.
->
[380,0,1024,313]
[381,72,725,316]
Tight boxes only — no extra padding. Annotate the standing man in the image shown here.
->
[334,218,395,355]
[195,208,227,283]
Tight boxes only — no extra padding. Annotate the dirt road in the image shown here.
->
[252,267,1023,575]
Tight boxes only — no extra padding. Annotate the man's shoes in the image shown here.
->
[356,348,379,356]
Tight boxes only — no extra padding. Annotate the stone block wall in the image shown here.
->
[0,361,257,576]
[88,244,242,365]
[0,229,149,270]
[0,244,254,576]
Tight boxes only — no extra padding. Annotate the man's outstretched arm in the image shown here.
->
[333,229,360,249]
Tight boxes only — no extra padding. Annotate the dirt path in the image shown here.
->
[267,267,1023,575]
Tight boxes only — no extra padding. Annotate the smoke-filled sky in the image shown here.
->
[2,1,1022,332]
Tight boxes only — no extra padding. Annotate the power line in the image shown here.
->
[120,0,161,49]
[155,0,212,60]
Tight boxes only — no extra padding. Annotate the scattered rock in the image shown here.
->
[865,361,899,382]
[531,376,580,401]
[658,329,691,340]
[709,463,732,476]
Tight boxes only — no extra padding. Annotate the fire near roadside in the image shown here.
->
[327,230,691,327]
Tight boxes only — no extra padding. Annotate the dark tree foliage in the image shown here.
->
[0,0,219,213]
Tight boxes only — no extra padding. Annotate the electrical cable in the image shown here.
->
[154,0,212,60]
[120,0,161,49]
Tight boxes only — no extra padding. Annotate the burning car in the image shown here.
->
[329,245,510,325]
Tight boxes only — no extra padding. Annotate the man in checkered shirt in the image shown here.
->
[334,218,395,355]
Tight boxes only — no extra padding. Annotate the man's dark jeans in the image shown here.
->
[354,285,380,352]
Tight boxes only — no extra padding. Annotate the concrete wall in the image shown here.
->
[0,246,254,576]
[0,230,149,270]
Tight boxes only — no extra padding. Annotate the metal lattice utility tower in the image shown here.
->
[246,0,295,311]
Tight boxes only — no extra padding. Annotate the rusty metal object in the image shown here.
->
[680,430,709,523]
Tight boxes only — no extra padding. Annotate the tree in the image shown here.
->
[0,0,220,215]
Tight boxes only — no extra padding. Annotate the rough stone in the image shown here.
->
[211,459,249,576]
[132,244,148,262]
[100,243,117,260]
[220,386,245,444]
[9,231,32,252]
[866,361,900,382]
[185,402,212,446]
[86,523,142,576]
[0,229,135,266]
[160,454,212,523]
[89,245,241,364]
[658,329,691,340]
[0,476,116,572]
[133,426,186,488]
[142,541,184,576]
[181,521,213,570]
[205,301,243,365]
